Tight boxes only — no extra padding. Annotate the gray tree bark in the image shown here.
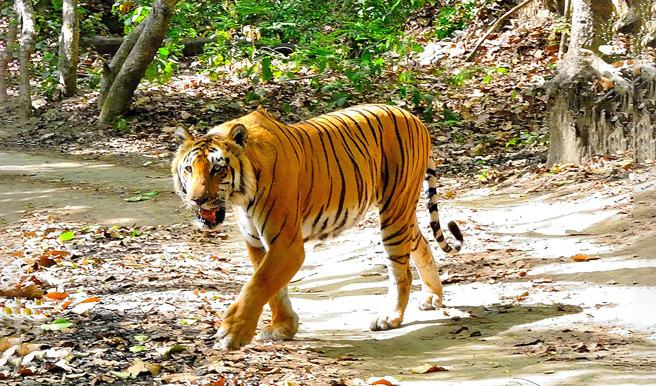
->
[545,0,635,166]
[0,20,18,101]
[14,0,37,123]
[634,65,656,163]
[98,0,180,124]
[58,0,79,97]
[97,21,146,109]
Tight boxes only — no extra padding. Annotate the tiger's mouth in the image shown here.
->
[195,207,226,230]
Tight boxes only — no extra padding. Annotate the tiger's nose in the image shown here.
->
[191,195,209,206]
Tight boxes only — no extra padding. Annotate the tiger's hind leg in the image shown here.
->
[370,211,415,331]
[410,225,444,310]
[245,244,299,341]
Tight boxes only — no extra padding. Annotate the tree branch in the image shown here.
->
[465,0,536,62]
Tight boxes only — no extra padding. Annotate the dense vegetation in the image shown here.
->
[1,0,480,116]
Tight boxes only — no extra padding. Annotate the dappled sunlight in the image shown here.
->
[530,256,656,275]
[458,191,628,236]
[0,161,115,172]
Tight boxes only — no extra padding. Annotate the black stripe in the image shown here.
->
[389,255,410,264]
[269,216,288,246]
[383,231,411,247]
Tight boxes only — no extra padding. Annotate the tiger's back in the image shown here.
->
[211,104,432,244]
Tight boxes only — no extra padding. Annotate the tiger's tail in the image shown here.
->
[425,158,463,255]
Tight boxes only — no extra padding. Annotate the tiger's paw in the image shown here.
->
[215,306,259,350]
[418,293,443,311]
[261,321,298,341]
[370,311,403,331]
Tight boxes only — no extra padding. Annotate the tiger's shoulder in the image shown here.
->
[207,109,283,138]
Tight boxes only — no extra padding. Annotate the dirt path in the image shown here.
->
[1,148,655,385]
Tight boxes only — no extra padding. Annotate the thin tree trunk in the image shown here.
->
[58,0,79,97]
[557,0,570,60]
[14,0,37,123]
[97,21,146,109]
[567,0,612,54]
[0,20,18,101]
[634,64,656,163]
[98,0,180,124]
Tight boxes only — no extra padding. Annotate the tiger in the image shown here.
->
[172,104,463,350]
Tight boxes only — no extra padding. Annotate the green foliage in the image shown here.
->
[145,44,183,84]
[506,130,549,148]
[114,117,130,133]
[9,0,481,115]
[447,69,473,87]
[481,66,509,83]
[59,231,74,242]
[434,1,476,39]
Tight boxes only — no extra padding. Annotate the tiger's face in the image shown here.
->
[172,124,254,230]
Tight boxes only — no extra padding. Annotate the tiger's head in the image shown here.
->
[172,124,255,230]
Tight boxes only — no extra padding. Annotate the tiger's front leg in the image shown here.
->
[244,243,299,341]
[217,234,305,350]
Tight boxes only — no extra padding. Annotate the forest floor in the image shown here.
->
[1,4,656,385]
[1,120,655,386]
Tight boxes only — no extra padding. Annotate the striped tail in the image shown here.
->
[425,158,463,255]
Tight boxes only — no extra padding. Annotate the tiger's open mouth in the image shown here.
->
[195,208,226,229]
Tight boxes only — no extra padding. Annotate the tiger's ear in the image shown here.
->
[175,126,192,142]
[228,124,248,147]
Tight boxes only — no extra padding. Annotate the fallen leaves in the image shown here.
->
[45,291,69,300]
[367,376,401,385]
[156,344,187,356]
[0,283,44,299]
[59,231,75,242]
[125,190,161,202]
[571,254,600,262]
[410,363,450,373]
[41,318,73,331]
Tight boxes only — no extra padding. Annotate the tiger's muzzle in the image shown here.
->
[195,207,226,230]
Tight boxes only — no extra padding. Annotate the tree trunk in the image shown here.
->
[14,0,37,123]
[545,0,633,166]
[0,20,18,101]
[58,0,79,97]
[634,65,656,163]
[98,0,180,124]
[97,21,146,109]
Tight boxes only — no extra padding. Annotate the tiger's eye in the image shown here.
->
[211,165,224,175]
[184,165,192,173]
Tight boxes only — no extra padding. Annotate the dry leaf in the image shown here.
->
[595,77,613,91]
[145,362,162,375]
[127,359,147,377]
[71,301,98,315]
[45,291,69,300]
[37,255,57,268]
[0,337,21,352]
[47,250,70,258]
[17,343,42,356]
[0,284,44,299]
[571,254,599,261]
[368,376,401,385]
[410,363,450,374]
[77,297,100,304]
